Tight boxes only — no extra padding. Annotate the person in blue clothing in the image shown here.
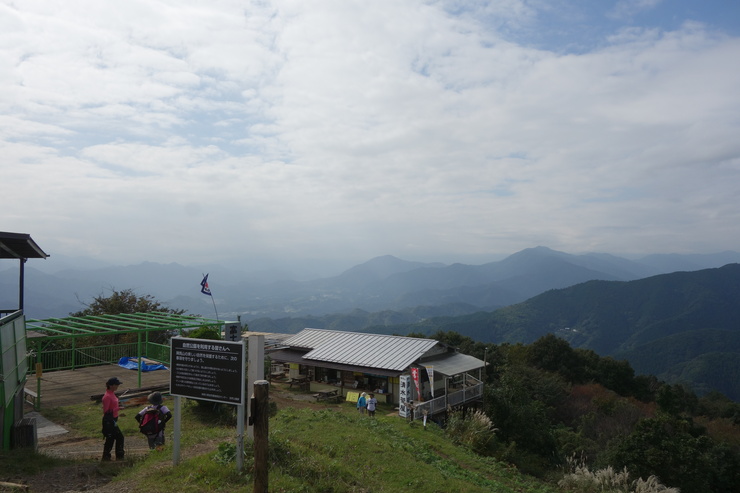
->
[357,392,367,414]
[366,393,378,417]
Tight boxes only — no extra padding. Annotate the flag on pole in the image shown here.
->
[200,274,212,296]
[425,365,435,398]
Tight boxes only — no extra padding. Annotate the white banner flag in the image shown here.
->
[425,366,434,398]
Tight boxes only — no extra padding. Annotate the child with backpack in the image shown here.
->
[135,392,172,450]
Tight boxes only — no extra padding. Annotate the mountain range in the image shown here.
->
[2,246,739,321]
[352,263,740,400]
[3,246,740,399]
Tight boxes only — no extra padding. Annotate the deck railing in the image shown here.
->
[412,373,484,420]
[29,342,171,372]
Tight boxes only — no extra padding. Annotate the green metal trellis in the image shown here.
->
[24,312,222,409]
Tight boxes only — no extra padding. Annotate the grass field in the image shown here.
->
[2,394,561,492]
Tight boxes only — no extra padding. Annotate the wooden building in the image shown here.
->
[269,328,485,419]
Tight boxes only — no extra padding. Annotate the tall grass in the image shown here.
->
[557,455,679,493]
[444,409,498,454]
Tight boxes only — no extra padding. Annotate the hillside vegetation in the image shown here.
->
[355,264,740,400]
[3,393,559,493]
[5,333,739,493]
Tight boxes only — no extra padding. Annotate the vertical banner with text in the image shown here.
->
[398,374,411,418]
[411,367,421,402]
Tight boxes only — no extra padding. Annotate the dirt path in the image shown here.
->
[4,384,333,493]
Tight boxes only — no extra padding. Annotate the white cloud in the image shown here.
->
[2,0,739,268]
[608,0,664,20]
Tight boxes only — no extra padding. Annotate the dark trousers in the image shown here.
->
[146,430,165,450]
[103,426,125,460]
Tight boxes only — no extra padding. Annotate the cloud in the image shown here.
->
[608,0,664,20]
[2,1,739,269]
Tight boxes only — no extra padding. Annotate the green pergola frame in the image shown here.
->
[26,312,221,340]
[24,312,223,409]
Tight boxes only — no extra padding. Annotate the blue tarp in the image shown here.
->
[118,356,168,372]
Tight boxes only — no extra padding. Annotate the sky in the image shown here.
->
[3,0,740,273]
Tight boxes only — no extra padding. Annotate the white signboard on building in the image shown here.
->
[398,374,411,418]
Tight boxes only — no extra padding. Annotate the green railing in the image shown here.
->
[30,342,171,372]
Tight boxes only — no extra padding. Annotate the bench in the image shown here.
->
[23,388,38,409]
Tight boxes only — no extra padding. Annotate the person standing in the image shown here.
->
[136,391,172,450]
[357,392,367,414]
[101,377,125,461]
[366,393,378,417]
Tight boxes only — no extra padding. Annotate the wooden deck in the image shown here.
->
[25,364,171,408]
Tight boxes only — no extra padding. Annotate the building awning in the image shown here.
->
[0,232,49,259]
[270,349,402,378]
[420,352,485,377]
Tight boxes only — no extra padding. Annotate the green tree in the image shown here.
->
[187,326,222,340]
[526,334,587,383]
[72,288,185,317]
[485,363,568,474]
[70,288,186,345]
[605,414,739,493]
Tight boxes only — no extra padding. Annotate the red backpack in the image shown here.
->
[138,405,163,435]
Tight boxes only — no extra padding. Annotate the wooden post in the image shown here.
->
[172,396,182,466]
[253,380,269,493]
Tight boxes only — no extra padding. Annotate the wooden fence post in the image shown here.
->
[253,380,269,493]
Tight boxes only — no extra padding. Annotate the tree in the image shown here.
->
[72,288,185,317]
[70,288,186,345]
[605,414,740,493]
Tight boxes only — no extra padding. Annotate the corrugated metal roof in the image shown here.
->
[269,349,401,377]
[282,328,342,350]
[283,328,439,372]
[420,352,485,377]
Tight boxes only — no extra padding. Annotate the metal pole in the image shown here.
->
[36,342,42,410]
[18,259,25,311]
[137,331,142,388]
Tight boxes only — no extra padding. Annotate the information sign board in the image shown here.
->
[170,337,245,405]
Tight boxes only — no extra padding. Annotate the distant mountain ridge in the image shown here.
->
[357,263,740,400]
[2,247,739,321]
[4,247,740,399]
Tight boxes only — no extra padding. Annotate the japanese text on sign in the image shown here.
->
[170,337,245,405]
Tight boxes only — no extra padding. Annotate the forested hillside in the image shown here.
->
[425,331,740,493]
[392,264,740,399]
[251,264,740,400]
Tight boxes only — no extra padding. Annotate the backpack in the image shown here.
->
[138,405,163,435]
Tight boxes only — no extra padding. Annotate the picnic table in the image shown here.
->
[313,389,340,402]
[288,376,310,390]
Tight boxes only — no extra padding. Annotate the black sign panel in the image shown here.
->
[170,337,245,405]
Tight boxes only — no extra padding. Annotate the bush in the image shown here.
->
[187,325,222,340]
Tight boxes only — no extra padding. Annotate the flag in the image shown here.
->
[425,365,435,398]
[200,274,212,296]
[411,367,421,401]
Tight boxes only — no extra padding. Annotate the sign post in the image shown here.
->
[170,337,246,471]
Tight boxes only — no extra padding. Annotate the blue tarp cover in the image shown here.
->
[118,356,168,371]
